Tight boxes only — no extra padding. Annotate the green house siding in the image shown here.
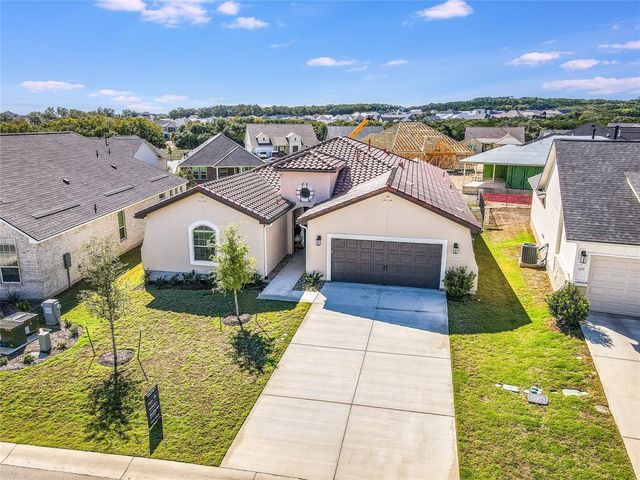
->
[482,164,507,180]
[505,165,544,190]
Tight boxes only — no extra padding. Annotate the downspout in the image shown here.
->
[300,224,308,249]
[263,222,274,278]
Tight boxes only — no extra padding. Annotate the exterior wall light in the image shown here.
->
[579,250,588,264]
[316,235,322,246]
[453,243,459,254]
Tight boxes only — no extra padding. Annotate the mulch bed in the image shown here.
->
[223,314,253,326]
[292,274,326,292]
[98,349,135,367]
[0,323,82,371]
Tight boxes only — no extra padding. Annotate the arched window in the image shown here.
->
[189,222,218,265]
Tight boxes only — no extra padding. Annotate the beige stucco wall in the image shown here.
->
[0,192,167,300]
[141,192,289,279]
[304,192,478,291]
[279,171,338,206]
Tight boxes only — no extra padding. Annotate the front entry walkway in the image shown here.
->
[258,250,316,302]
[223,282,459,480]
[581,313,640,477]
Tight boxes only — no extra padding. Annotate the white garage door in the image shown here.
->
[587,256,640,317]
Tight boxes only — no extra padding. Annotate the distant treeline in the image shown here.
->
[417,96,640,112]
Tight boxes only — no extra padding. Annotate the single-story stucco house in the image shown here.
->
[0,132,187,300]
[177,133,266,183]
[136,136,481,291]
[530,139,640,317]
[463,126,525,153]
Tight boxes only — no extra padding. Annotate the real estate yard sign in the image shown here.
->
[144,385,162,429]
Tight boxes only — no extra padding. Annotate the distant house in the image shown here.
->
[463,127,525,153]
[0,132,186,300]
[107,135,168,171]
[540,123,640,141]
[155,119,180,140]
[362,122,473,170]
[461,134,608,193]
[530,140,640,316]
[244,124,319,159]
[178,133,265,182]
[325,125,384,141]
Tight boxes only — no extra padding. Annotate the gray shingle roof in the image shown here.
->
[106,135,166,159]
[136,137,480,231]
[0,132,186,241]
[326,126,384,141]
[245,124,319,149]
[554,140,640,246]
[464,127,525,143]
[178,133,265,168]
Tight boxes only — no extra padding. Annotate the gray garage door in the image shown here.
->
[331,238,442,289]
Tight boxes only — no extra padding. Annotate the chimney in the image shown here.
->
[614,125,620,140]
[591,124,596,140]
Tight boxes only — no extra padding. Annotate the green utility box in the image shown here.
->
[0,312,39,348]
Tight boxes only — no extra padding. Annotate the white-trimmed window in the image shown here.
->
[0,241,21,283]
[192,167,207,181]
[117,210,127,241]
[188,221,219,265]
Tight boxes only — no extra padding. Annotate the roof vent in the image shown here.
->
[63,178,70,185]
[94,203,98,214]
[96,149,99,158]
[108,147,111,155]
[111,164,117,169]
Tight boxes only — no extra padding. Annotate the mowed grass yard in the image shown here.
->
[449,210,634,479]
[0,249,310,466]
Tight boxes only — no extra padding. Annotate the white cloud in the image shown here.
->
[112,95,142,103]
[307,57,357,67]
[417,0,472,20]
[20,80,85,93]
[598,40,640,50]
[401,20,414,27]
[90,88,133,97]
[224,16,269,29]
[384,59,409,67]
[542,39,557,45]
[96,0,145,12]
[97,0,210,26]
[154,94,188,103]
[612,24,621,31]
[217,1,240,15]
[269,39,295,48]
[543,76,640,95]
[348,65,369,72]
[507,51,570,66]
[560,59,617,71]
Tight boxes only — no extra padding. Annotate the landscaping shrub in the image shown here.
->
[0,355,7,367]
[302,271,323,291]
[15,300,30,311]
[444,266,476,299]
[64,318,73,329]
[6,291,20,305]
[68,324,79,339]
[546,281,590,330]
[23,353,35,365]
[57,340,68,351]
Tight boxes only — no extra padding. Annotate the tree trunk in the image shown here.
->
[109,319,119,390]
[233,290,242,330]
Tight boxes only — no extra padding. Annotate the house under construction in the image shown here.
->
[362,122,473,170]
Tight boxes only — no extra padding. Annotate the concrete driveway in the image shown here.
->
[222,282,458,480]
[581,313,640,477]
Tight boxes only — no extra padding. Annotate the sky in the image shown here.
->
[1,0,639,114]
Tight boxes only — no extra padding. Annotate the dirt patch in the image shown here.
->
[98,349,135,367]
[1,323,82,371]
[223,314,253,326]
[485,207,532,241]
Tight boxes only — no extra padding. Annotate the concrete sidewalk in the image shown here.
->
[581,313,640,477]
[258,251,315,302]
[0,442,298,480]
[223,282,458,480]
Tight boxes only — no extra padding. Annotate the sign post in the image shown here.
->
[144,385,162,429]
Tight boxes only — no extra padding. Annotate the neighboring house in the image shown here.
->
[244,124,319,159]
[106,135,168,171]
[325,125,384,141]
[177,133,266,183]
[136,137,481,291]
[530,140,640,317]
[463,127,525,153]
[0,132,187,300]
[155,119,179,140]
[542,123,640,141]
[362,122,473,170]
[461,134,608,193]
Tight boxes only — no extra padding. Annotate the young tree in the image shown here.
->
[78,238,129,386]
[214,225,257,320]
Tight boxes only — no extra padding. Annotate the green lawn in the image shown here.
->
[0,249,309,466]
[449,229,634,479]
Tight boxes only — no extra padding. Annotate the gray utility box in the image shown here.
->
[0,312,39,348]
[38,330,51,352]
[42,299,61,325]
